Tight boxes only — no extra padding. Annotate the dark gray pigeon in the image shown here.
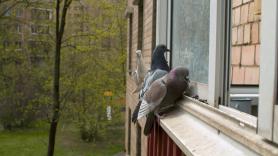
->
[136,66,190,135]
[150,45,170,72]
[132,45,170,123]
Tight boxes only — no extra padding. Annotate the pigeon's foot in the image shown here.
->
[155,112,166,119]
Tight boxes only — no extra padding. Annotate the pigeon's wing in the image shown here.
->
[132,101,141,123]
[137,78,167,120]
[139,70,168,99]
[139,71,153,99]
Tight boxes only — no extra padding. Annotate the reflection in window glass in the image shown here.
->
[228,0,260,116]
[172,0,210,83]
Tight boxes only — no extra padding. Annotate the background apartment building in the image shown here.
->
[0,0,89,62]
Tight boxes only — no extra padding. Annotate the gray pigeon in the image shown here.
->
[131,70,168,123]
[139,69,168,100]
[132,50,147,93]
[136,66,190,135]
[132,45,170,123]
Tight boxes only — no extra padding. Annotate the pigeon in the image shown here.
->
[139,45,171,98]
[136,66,190,135]
[132,45,170,123]
[132,50,147,93]
[150,45,170,72]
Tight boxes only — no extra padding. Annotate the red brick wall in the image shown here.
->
[125,0,156,155]
[231,0,260,85]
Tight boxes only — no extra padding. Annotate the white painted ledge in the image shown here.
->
[159,97,278,156]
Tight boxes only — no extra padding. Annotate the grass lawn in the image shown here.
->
[0,124,125,156]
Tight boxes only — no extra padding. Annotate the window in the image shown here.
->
[31,25,37,34]
[125,6,134,74]
[222,0,260,116]
[170,0,210,99]
[31,8,52,20]
[3,6,11,17]
[31,25,49,34]
[1,24,10,32]
[3,40,10,49]
[137,0,144,50]
[16,24,22,33]
[136,123,141,156]
[171,0,210,84]
[128,14,133,74]
[101,37,111,49]
[151,0,157,51]
[127,109,131,155]
[15,41,22,49]
[16,8,23,17]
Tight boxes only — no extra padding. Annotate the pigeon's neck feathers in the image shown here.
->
[151,52,169,71]
[168,69,176,79]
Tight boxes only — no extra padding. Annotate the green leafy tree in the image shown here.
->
[60,0,127,142]
[0,0,53,130]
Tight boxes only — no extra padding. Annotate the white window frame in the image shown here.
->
[208,0,227,107]
[157,0,278,144]
[258,0,278,143]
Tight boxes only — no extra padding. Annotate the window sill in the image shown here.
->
[159,97,278,156]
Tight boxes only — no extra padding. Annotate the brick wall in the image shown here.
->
[231,0,260,85]
[125,0,156,155]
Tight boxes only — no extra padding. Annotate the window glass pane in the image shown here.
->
[228,0,260,116]
[172,0,210,84]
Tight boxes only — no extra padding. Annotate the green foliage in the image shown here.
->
[59,0,127,142]
[0,123,124,156]
[0,0,127,144]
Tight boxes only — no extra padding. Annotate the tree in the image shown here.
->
[47,0,72,155]
[0,0,52,130]
[59,0,127,142]
[0,0,127,153]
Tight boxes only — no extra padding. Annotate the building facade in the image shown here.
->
[125,0,278,155]
[0,0,88,60]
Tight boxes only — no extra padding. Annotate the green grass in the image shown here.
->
[0,124,124,156]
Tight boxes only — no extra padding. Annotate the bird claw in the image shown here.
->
[155,112,166,126]
[155,112,166,119]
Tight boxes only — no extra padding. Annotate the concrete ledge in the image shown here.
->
[159,97,278,156]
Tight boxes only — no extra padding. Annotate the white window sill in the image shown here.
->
[159,97,278,156]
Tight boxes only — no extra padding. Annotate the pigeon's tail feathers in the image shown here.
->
[144,112,155,135]
[137,100,151,120]
[132,101,142,123]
